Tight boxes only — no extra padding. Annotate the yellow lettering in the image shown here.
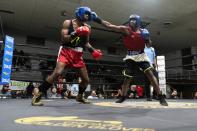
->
[53,122,64,126]
[122,128,155,131]
[144,129,155,131]
[122,127,134,131]
[15,116,156,131]
[62,122,72,127]
[35,122,53,126]
[108,125,122,130]
[71,37,80,45]
[133,128,143,131]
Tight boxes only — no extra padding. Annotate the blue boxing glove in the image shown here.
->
[141,28,150,39]
[91,12,98,20]
[91,12,102,24]
[141,28,150,42]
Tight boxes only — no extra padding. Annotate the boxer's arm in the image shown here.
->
[153,48,158,69]
[61,20,73,43]
[85,42,103,60]
[153,59,157,69]
[85,42,95,53]
[101,20,130,35]
[91,12,129,35]
[85,42,93,50]
[84,35,93,51]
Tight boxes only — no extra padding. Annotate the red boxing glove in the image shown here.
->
[92,49,103,60]
[76,26,90,36]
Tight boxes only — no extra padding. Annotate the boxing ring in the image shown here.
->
[1,37,197,131]
[1,99,197,131]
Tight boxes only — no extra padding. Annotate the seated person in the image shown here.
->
[115,89,122,98]
[171,89,178,99]
[50,87,58,98]
[110,92,115,99]
[1,84,11,97]
[87,90,98,99]
[127,85,137,99]
[96,87,104,99]
[60,78,68,99]
[194,91,197,99]
[136,85,144,98]
[98,93,104,99]
[64,89,71,99]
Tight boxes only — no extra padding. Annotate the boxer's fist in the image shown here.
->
[92,49,103,60]
[91,12,98,20]
[141,28,150,40]
[91,12,102,24]
[76,26,90,36]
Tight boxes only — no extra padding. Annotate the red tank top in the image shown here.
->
[123,27,145,51]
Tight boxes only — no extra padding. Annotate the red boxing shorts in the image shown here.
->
[57,46,85,68]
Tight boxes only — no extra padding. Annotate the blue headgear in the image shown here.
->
[129,14,141,27]
[75,7,92,21]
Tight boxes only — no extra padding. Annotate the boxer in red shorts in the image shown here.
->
[32,7,102,106]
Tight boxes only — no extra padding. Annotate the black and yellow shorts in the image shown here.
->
[122,59,153,78]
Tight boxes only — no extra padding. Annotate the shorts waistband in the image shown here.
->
[127,50,144,56]
[63,46,83,52]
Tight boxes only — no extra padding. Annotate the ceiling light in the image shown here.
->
[163,22,172,25]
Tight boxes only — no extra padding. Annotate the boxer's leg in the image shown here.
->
[76,66,90,104]
[115,77,132,103]
[144,69,168,106]
[32,62,66,106]
[115,59,135,103]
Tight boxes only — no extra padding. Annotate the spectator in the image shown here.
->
[16,90,23,98]
[50,85,58,98]
[194,91,197,99]
[64,88,76,99]
[1,84,11,97]
[136,85,144,98]
[32,84,39,96]
[171,89,178,99]
[61,78,68,99]
[70,77,82,97]
[98,93,104,99]
[56,75,64,97]
[64,89,71,99]
[87,90,98,100]
[127,85,137,99]
[96,86,104,97]
[115,88,122,98]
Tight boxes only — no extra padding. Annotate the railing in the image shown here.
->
[2,49,197,84]
[166,69,197,80]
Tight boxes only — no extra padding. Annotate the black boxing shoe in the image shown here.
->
[158,94,168,106]
[76,94,90,104]
[115,96,126,103]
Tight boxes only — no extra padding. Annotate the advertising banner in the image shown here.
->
[0,35,14,85]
